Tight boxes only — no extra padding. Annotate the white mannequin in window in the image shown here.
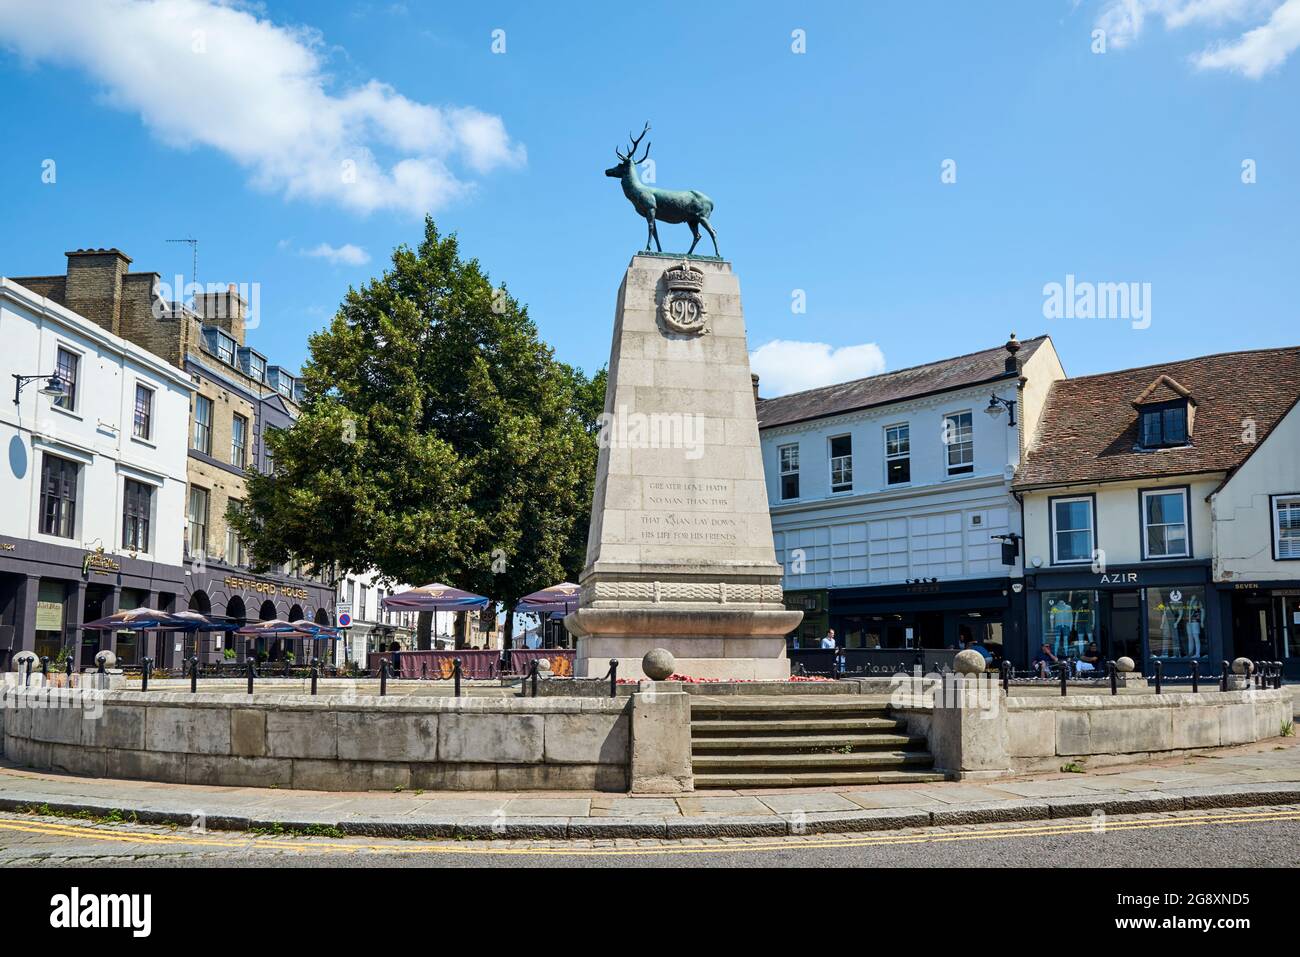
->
[1186,594,1203,658]
[1049,600,1073,655]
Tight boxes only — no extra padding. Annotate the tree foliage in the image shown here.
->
[230,219,603,615]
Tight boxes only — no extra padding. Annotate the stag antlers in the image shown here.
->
[614,121,651,164]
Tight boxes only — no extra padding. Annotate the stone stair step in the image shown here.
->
[691,750,934,771]
[690,697,892,716]
[691,733,926,752]
[690,717,908,734]
[692,769,947,789]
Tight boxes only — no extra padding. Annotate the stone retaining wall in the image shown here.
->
[1005,689,1292,771]
[896,683,1292,778]
[0,687,660,792]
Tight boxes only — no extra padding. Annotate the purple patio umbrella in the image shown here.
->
[81,607,178,631]
[513,582,579,616]
[382,583,490,611]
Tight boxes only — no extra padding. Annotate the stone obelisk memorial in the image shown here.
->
[566,250,802,678]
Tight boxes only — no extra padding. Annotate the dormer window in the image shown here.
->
[1139,400,1188,448]
[1132,374,1195,450]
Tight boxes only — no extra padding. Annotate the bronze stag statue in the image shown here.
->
[605,122,719,257]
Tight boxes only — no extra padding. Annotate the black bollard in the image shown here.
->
[380,658,389,696]
[283,657,291,679]
[1000,659,1010,694]
[1191,658,1199,694]
[1222,660,1231,692]
[64,657,73,681]
[247,658,255,694]
[40,656,49,681]
[421,661,428,681]
[311,657,319,695]
[1060,660,1068,697]
[530,660,539,698]
[97,657,106,676]
[1154,658,1163,694]
[453,657,461,698]
[1276,662,1284,690]
[23,657,32,688]
[609,658,619,698]
[141,657,150,692]
[1108,661,1117,696]
[190,656,198,693]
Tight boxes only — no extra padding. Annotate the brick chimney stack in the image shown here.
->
[194,283,247,345]
[63,248,131,336]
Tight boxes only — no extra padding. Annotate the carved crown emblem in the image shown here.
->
[659,261,708,336]
[663,261,705,292]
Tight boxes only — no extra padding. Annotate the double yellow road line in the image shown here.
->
[1,806,1297,858]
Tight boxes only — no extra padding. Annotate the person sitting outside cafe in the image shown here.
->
[1077,641,1103,674]
[1032,643,1062,678]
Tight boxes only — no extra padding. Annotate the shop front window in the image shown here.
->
[1148,585,1207,658]
[1041,590,1097,657]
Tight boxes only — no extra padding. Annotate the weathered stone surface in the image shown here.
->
[1007,709,1055,757]
[106,748,187,784]
[290,758,410,791]
[230,708,267,758]
[438,713,543,764]
[337,711,437,763]
[543,713,628,765]
[642,648,676,681]
[630,691,693,793]
[1170,706,1221,750]
[266,710,338,759]
[84,704,146,750]
[953,650,986,674]
[145,706,231,755]
[187,754,292,788]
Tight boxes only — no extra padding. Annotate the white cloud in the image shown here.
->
[749,340,887,397]
[0,0,525,215]
[1095,0,1298,75]
[1193,0,1300,75]
[303,242,370,266]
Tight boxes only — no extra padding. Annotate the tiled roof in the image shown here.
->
[1014,346,1300,490]
[756,335,1049,429]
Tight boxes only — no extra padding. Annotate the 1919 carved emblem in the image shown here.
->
[659,261,708,336]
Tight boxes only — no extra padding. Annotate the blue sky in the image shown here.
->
[2,0,1297,395]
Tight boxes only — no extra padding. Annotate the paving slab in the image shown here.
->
[675,796,772,817]
[758,792,862,814]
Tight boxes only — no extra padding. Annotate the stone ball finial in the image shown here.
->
[12,650,38,670]
[1231,657,1253,676]
[95,650,117,669]
[954,650,987,675]
[1115,656,1135,673]
[536,658,552,674]
[642,648,676,681]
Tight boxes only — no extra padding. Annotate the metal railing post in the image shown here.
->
[609,658,618,698]
[247,658,255,694]
[40,656,49,682]
[1154,658,1163,694]
[1276,661,1284,690]
[23,658,32,688]
[421,661,428,681]
[1221,660,1230,692]
[530,659,539,698]
[311,657,320,696]
[141,658,150,693]
[1108,660,1117,696]
[64,657,73,681]
[1000,659,1010,694]
[453,658,461,697]
[380,658,389,696]
[1060,661,1068,697]
[190,656,198,693]
[1190,658,1199,694]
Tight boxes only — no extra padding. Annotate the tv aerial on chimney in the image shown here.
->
[166,236,199,288]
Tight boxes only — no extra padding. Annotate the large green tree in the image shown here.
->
[230,219,603,648]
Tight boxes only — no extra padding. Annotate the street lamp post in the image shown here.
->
[983,393,1017,426]
[12,373,66,406]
